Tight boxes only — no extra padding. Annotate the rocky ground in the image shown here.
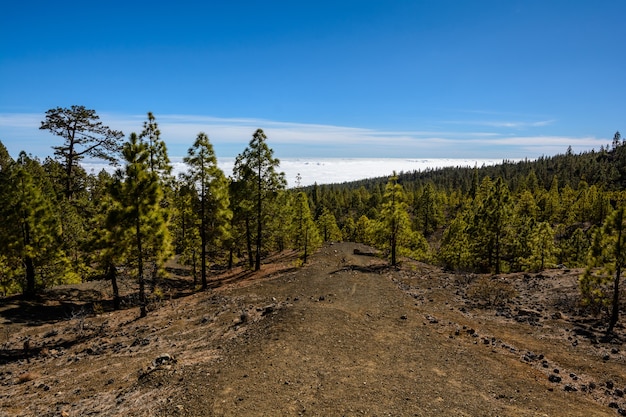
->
[0,242,625,416]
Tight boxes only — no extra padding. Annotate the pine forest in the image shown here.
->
[1,107,625,330]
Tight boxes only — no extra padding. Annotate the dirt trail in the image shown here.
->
[156,243,613,416]
[1,242,622,416]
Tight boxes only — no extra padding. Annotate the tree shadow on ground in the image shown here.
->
[329,264,391,275]
[0,297,92,326]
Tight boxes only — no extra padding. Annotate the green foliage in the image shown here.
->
[292,192,322,263]
[316,207,342,242]
[468,177,511,273]
[172,180,201,285]
[0,153,68,295]
[109,133,171,317]
[0,255,21,296]
[580,206,625,330]
[7,111,626,306]
[354,215,373,245]
[561,227,591,267]
[413,182,444,236]
[184,132,232,288]
[139,112,173,182]
[40,105,123,199]
[370,174,428,265]
[439,213,472,271]
[523,221,557,272]
[233,129,286,270]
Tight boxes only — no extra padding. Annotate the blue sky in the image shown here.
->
[0,0,624,161]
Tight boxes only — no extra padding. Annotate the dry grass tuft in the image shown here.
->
[17,372,40,383]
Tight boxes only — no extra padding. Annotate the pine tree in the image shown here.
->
[505,190,538,272]
[469,177,511,273]
[317,207,343,242]
[541,176,561,223]
[525,221,557,271]
[184,132,232,289]
[374,174,418,266]
[268,190,294,252]
[110,133,170,317]
[413,182,444,236]
[233,129,286,271]
[228,177,255,269]
[172,179,202,286]
[341,217,357,241]
[580,206,626,334]
[0,153,63,296]
[95,189,125,310]
[137,112,174,291]
[139,112,172,180]
[562,227,590,267]
[292,192,321,263]
[355,215,373,245]
[439,213,472,271]
[40,105,124,199]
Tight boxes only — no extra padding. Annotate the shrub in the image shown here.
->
[467,276,517,307]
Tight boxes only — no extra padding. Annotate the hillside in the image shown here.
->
[1,242,625,416]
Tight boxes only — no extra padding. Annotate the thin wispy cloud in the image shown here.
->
[444,119,557,129]
[0,112,606,160]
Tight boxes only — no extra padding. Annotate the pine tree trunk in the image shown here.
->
[24,256,36,298]
[608,214,623,334]
[22,217,36,297]
[64,148,74,200]
[245,216,254,269]
[192,250,198,288]
[303,227,308,264]
[608,264,621,334]
[201,194,207,290]
[255,170,262,271]
[136,216,147,318]
[107,263,120,310]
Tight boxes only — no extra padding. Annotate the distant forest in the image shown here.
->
[0,107,624,324]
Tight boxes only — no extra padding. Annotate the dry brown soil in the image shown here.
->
[1,242,625,416]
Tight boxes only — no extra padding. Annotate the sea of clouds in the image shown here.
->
[84,157,508,188]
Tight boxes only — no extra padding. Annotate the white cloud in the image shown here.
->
[0,111,606,161]
[84,157,507,188]
[445,119,557,129]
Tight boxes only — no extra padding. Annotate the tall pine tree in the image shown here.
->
[184,132,232,289]
[580,206,626,334]
[110,133,170,317]
[40,105,123,199]
[233,129,286,271]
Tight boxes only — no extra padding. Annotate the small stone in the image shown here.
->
[548,375,562,383]
[564,385,577,392]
